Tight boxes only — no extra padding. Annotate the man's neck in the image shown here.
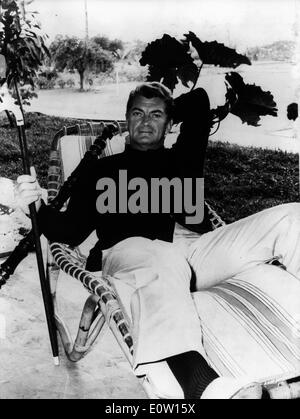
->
[126,144,165,152]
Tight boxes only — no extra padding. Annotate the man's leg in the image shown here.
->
[102,236,263,398]
[188,203,300,290]
[102,236,220,398]
[185,203,300,397]
[102,237,205,367]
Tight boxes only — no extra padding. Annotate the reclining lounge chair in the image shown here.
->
[46,121,300,399]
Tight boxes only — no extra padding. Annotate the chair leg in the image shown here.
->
[53,280,107,363]
[70,294,106,361]
[53,292,106,362]
[47,245,74,357]
[47,245,106,362]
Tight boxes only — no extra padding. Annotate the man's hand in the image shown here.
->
[16,166,42,214]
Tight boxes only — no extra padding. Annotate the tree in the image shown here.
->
[140,32,277,129]
[91,35,124,57]
[0,0,49,113]
[50,35,114,91]
[124,39,148,63]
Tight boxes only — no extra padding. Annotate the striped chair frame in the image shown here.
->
[46,121,300,399]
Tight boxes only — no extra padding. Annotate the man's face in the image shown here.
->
[126,95,172,150]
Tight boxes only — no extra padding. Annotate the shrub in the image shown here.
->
[66,78,75,88]
[94,72,115,85]
[57,79,66,89]
[36,76,56,90]
[39,68,58,81]
[117,62,147,82]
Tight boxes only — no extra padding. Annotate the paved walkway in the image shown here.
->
[0,239,146,399]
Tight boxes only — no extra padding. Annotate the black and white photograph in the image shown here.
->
[0,0,299,401]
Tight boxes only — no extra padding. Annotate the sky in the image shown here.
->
[32,0,298,51]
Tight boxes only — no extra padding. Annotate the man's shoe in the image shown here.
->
[201,377,262,399]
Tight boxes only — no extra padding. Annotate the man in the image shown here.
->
[17,82,300,399]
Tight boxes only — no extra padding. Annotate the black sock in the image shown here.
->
[166,351,219,399]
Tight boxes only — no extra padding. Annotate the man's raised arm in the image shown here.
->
[172,87,211,172]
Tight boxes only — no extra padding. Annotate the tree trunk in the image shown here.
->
[79,70,85,91]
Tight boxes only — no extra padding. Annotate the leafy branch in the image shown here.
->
[140,31,278,131]
[140,34,198,92]
[0,0,49,112]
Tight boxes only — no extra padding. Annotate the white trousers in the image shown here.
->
[102,203,300,375]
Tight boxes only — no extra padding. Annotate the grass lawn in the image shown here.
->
[0,112,298,223]
[205,141,299,222]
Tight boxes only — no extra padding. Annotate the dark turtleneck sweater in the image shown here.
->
[38,88,213,269]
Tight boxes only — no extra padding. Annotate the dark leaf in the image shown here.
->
[287,102,298,121]
[225,72,278,126]
[140,34,192,67]
[147,65,164,83]
[161,68,178,91]
[184,31,251,68]
[147,66,178,91]
[140,34,196,91]
[177,62,199,87]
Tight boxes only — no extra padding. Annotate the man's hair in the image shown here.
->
[126,82,174,120]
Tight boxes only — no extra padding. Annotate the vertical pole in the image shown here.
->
[14,81,59,365]
[83,0,89,90]
[84,0,89,41]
